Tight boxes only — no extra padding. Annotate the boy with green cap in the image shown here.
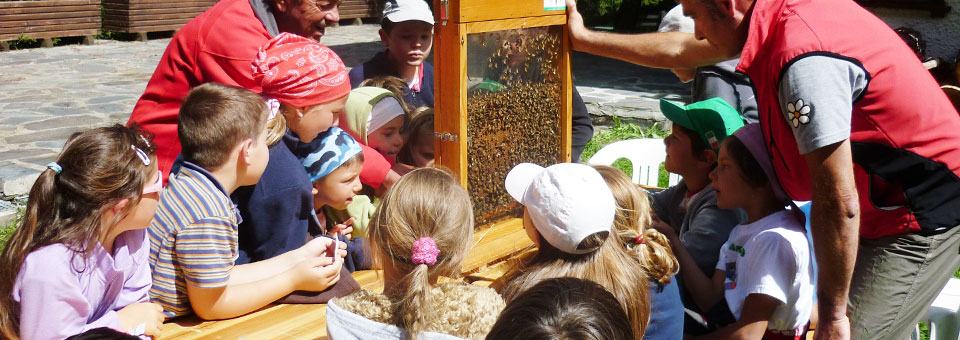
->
[649,97,746,334]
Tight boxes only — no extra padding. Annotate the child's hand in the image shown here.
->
[293,254,344,291]
[327,217,354,240]
[298,236,340,260]
[117,302,164,337]
[650,217,679,244]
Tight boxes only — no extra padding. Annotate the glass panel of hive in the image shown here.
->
[465,25,563,227]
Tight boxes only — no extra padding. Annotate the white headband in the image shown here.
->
[367,96,405,134]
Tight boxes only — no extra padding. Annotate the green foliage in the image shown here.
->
[582,117,670,187]
[0,208,23,253]
[7,34,39,50]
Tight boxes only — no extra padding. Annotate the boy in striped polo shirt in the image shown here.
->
[147,83,347,319]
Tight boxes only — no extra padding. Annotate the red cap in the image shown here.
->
[252,33,351,108]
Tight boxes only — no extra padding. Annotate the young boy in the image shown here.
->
[302,127,371,272]
[147,83,347,319]
[348,0,435,108]
[650,97,745,332]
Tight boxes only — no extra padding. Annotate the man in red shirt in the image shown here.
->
[563,0,960,339]
[128,0,342,183]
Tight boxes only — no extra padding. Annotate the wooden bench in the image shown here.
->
[160,219,533,339]
[102,0,219,41]
[338,0,380,25]
[0,0,100,50]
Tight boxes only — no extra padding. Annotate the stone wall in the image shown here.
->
[871,0,960,60]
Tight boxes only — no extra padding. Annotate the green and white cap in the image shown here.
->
[660,97,745,152]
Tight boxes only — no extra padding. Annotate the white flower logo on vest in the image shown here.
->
[787,99,811,128]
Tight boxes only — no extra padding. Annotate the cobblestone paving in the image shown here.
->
[0,24,686,196]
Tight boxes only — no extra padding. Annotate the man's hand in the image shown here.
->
[565,0,588,49]
[814,315,850,340]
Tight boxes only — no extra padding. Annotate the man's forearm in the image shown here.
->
[571,29,727,69]
[805,140,860,322]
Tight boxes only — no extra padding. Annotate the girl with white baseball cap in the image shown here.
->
[498,162,653,340]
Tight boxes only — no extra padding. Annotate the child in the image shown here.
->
[0,125,165,339]
[396,107,434,168]
[301,126,371,272]
[341,86,408,163]
[148,83,347,319]
[233,32,353,266]
[326,167,506,340]
[593,164,684,340]
[326,86,409,238]
[348,0,435,108]
[499,163,650,340]
[671,124,813,339]
[486,277,633,340]
[650,97,745,330]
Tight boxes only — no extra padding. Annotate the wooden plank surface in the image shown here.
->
[0,1,98,9]
[159,220,532,339]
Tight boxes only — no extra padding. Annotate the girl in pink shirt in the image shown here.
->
[0,125,165,340]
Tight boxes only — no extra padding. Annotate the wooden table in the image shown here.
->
[160,219,533,339]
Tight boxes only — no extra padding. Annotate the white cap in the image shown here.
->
[657,4,694,34]
[383,0,435,25]
[505,163,616,255]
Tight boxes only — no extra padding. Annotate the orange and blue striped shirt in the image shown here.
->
[147,161,240,317]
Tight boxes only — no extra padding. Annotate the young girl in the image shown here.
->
[666,123,813,339]
[499,163,651,340]
[396,107,434,168]
[326,167,506,340]
[593,164,684,340]
[0,125,165,340]
[340,86,408,162]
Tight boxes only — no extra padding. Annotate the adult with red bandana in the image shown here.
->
[563,0,960,339]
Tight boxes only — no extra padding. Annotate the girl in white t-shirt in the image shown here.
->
[670,123,814,340]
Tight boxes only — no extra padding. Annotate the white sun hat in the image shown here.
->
[505,163,616,254]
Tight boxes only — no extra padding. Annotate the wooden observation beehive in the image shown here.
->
[433,0,572,228]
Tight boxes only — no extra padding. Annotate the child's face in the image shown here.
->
[367,115,405,160]
[312,162,363,210]
[409,127,435,167]
[242,125,271,186]
[709,143,751,210]
[522,207,540,247]
[381,21,434,68]
[663,125,703,176]
[292,95,348,143]
[114,163,162,233]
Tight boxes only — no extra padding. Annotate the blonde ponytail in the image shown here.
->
[624,229,680,285]
[395,264,434,340]
[369,167,474,340]
[592,165,680,285]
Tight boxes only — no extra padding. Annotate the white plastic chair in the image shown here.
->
[587,138,681,188]
[913,278,960,340]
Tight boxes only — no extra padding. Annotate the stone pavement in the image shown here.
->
[0,24,687,198]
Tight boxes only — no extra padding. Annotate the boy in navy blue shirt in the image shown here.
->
[349,0,435,108]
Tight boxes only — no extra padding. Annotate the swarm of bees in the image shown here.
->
[466,27,563,227]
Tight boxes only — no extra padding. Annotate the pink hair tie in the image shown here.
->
[411,237,440,266]
[634,235,645,245]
